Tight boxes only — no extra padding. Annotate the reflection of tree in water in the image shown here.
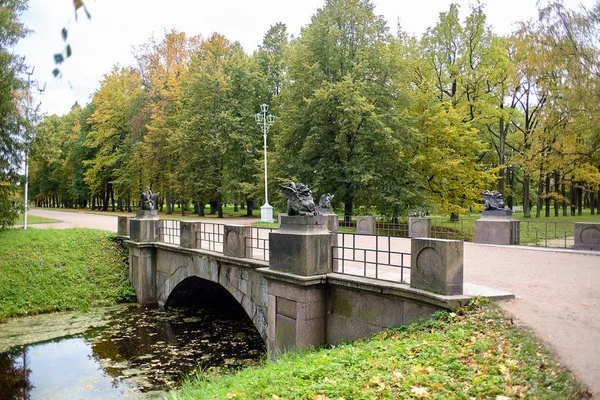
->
[0,348,33,400]
[85,299,265,392]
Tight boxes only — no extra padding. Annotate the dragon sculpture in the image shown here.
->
[139,190,160,211]
[279,182,318,216]
[480,190,506,211]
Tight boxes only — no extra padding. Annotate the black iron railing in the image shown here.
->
[245,227,274,261]
[332,233,411,284]
[195,222,224,253]
[158,219,180,244]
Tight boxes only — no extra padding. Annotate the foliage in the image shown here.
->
[26,1,600,219]
[168,299,587,399]
[0,228,136,321]
[276,0,420,218]
[0,0,28,229]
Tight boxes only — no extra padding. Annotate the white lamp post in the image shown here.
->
[255,103,275,223]
[22,65,45,230]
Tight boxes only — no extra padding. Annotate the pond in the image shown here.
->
[0,302,266,399]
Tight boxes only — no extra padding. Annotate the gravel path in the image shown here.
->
[25,208,600,397]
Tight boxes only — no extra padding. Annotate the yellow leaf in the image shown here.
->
[392,370,404,380]
[271,395,280,400]
[226,393,236,399]
[410,386,429,397]
[496,396,512,400]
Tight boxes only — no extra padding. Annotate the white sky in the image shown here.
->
[14,0,595,117]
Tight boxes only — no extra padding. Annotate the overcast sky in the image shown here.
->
[15,0,594,117]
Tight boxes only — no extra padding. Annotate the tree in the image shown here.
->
[276,0,418,219]
[411,3,501,215]
[84,66,144,211]
[135,30,198,214]
[0,0,28,228]
[179,33,259,218]
[509,1,600,217]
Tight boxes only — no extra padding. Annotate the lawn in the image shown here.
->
[0,228,135,322]
[15,214,61,225]
[168,299,589,399]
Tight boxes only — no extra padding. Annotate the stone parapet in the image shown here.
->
[270,216,334,276]
[574,222,600,251]
[356,216,376,234]
[408,217,431,238]
[180,221,200,249]
[117,216,131,237]
[315,207,339,232]
[224,224,252,258]
[410,238,463,296]
[130,216,159,243]
[474,214,520,245]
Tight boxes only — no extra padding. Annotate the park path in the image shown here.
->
[26,208,600,397]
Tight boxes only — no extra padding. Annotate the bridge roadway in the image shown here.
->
[27,208,600,397]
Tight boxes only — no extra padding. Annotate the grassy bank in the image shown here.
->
[15,214,61,225]
[169,299,588,400]
[0,228,135,322]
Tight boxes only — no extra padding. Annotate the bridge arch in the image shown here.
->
[155,253,268,342]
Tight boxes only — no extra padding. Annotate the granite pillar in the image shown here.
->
[474,209,519,245]
[574,222,600,251]
[410,238,463,295]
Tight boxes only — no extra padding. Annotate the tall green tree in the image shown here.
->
[179,33,258,218]
[0,0,28,228]
[276,0,418,219]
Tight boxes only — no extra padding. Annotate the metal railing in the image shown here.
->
[338,217,409,237]
[195,222,224,253]
[332,233,411,284]
[245,227,274,261]
[516,220,575,248]
[430,218,474,241]
[158,219,180,245]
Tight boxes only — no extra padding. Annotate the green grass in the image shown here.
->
[15,214,61,225]
[0,229,136,322]
[169,299,589,400]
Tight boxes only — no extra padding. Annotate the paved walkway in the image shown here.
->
[26,209,600,397]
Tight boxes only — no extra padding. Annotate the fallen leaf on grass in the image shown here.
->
[496,396,512,400]
[410,386,429,397]
[369,375,386,389]
[226,393,236,399]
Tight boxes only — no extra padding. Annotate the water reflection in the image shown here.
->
[0,304,266,399]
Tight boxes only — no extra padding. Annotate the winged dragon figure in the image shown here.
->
[139,190,160,211]
[278,182,318,216]
[480,190,506,211]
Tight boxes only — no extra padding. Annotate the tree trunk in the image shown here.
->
[577,186,583,215]
[217,194,223,218]
[507,167,514,210]
[523,174,531,218]
[209,201,217,214]
[545,175,551,217]
[102,185,110,212]
[110,185,115,212]
[591,190,596,215]
[198,202,205,217]
[554,172,559,217]
[344,183,353,224]
[246,200,254,217]
[570,184,576,216]
[535,173,543,218]
[562,180,567,216]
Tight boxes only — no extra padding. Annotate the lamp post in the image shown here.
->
[255,103,275,223]
[23,65,45,230]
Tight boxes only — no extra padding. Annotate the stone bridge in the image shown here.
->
[121,214,490,357]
